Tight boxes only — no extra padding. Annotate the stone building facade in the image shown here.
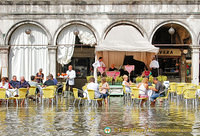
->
[0,0,200,84]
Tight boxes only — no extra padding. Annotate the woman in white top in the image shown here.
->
[99,77,110,105]
[0,77,9,98]
[122,75,132,93]
[0,77,9,89]
[137,77,149,106]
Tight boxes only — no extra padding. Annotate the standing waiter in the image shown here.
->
[150,57,159,77]
[65,65,76,92]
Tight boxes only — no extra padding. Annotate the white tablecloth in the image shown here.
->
[6,89,18,98]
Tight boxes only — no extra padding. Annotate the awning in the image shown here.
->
[96,25,159,53]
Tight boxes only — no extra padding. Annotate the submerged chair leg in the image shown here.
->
[73,99,76,106]
[78,99,81,106]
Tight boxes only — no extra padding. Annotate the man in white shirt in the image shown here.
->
[66,65,76,92]
[86,77,102,99]
[92,57,106,76]
[149,57,159,77]
[92,57,106,68]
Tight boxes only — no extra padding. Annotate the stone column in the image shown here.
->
[191,45,200,85]
[180,50,186,82]
[48,46,57,78]
[0,46,9,77]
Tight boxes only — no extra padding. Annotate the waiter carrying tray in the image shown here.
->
[150,57,159,77]
[65,65,76,93]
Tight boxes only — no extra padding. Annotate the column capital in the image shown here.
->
[191,45,200,49]
[48,45,57,50]
[0,46,9,54]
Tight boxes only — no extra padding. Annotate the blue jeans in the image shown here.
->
[150,93,163,102]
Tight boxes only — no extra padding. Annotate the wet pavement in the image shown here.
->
[0,96,200,136]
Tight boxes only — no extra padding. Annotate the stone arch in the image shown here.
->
[53,20,99,45]
[102,20,148,40]
[5,20,52,45]
[150,20,194,45]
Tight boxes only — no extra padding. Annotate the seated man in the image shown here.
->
[109,64,117,71]
[16,76,30,105]
[86,77,102,99]
[150,77,164,106]
[29,75,40,94]
[49,74,58,85]
[16,76,30,89]
[43,76,55,87]
[9,75,19,89]
[29,75,38,87]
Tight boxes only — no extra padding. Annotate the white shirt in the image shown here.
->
[66,70,76,85]
[87,82,101,98]
[92,60,106,68]
[99,61,106,67]
[150,60,159,68]
[0,82,9,89]
[139,83,147,95]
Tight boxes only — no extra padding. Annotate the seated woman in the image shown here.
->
[137,78,149,106]
[99,77,110,105]
[0,77,9,97]
[122,75,132,93]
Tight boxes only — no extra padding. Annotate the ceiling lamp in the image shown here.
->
[73,27,79,36]
[168,27,175,35]
[25,29,31,35]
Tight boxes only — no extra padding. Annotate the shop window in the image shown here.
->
[57,35,95,78]
[158,58,180,78]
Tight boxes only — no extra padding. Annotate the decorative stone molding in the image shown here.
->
[0,46,9,54]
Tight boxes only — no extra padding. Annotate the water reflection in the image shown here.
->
[0,97,200,135]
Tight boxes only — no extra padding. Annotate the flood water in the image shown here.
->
[0,96,200,136]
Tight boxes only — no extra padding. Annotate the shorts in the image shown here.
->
[101,93,108,99]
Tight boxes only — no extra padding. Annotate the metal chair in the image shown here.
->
[0,88,8,106]
[183,88,197,107]
[131,87,147,106]
[42,88,55,106]
[73,88,87,106]
[87,89,103,107]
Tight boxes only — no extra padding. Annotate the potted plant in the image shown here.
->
[97,76,101,83]
[136,76,143,83]
[149,75,154,84]
[106,76,113,85]
[115,76,123,85]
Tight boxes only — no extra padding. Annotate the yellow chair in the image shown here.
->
[169,82,177,99]
[87,89,103,106]
[176,83,185,100]
[183,88,197,106]
[156,90,170,105]
[0,88,8,106]
[42,88,55,105]
[131,87,147,106]
[28,86,37,103]
[130,84,137,88]
[123,85,130,101]
[62,82,66,94]
[28,86,36,96]
[82,85,87,91]
[73,88,87,106]
[13,88,28,106]
[46,85,57,93]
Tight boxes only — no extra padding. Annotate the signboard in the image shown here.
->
[98,67,106,75]
[125,65,135,73]
[106,71,120,79]
[158,49,181,56]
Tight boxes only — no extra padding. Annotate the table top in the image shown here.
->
[109,85,123,88]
